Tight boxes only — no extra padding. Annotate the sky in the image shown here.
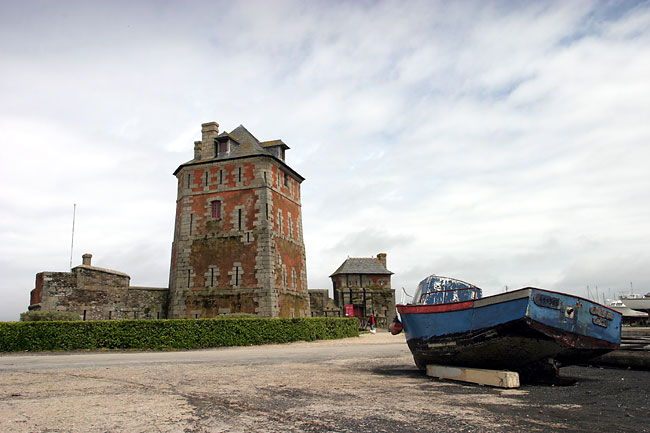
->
[1,0,649,321]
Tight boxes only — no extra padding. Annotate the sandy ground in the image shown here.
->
[1,332,648,433]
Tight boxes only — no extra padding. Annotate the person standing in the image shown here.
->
[368,314,376,333]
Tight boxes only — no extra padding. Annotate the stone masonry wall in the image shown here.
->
[126,287,169,319]
[168,158,266,318]
[333,274,391,290]
[168,151,309,319]
[29,265,167,320]
[269,164,309,318]
[308,289,341,317]
[333,286,396,329]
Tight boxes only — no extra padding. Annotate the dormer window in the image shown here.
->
[218,140,228,155]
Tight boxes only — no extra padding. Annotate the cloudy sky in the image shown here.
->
[1,0,649,320]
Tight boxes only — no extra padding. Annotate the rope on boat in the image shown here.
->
[401,287,414,303]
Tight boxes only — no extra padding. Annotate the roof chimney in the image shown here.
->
[82,253,92,266]
[377,253,387,268]
[193,141,202,160]
[200,122,219,159]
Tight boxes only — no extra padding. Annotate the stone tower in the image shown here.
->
[168,122,309,318]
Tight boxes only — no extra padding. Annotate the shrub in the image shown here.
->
[20,311,81,322]
[0,317,359,352]
[215,313,258,319]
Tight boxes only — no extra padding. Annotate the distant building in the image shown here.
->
[29,254,167,320]
[310,253,396,329]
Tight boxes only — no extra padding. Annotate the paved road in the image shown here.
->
[0,337,411,371]
[1,333,649,433]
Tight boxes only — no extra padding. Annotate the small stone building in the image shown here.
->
[28,254,167,320]
[310,253,395,329]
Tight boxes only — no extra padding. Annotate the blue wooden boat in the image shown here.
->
[395,275,622,382]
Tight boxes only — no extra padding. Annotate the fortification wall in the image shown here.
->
[29,256,167,320]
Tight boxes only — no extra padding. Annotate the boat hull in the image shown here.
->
[398,288,621,380]
[618,296,650,312]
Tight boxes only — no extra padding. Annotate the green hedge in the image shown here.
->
[0,317,359,352]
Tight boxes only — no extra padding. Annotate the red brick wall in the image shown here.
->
[186,188,259,290]
[271,188,305,292]
[30,273,44,305]
[169,152,308,318]
[190,162,256,193]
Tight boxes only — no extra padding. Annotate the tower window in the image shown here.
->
[219,169,223,184]
[282,265,287,288]
[238,209,242,230]
[284,172,288,187]
[204,171,208,186]
[238,167,242,182]
[211,200,221,219]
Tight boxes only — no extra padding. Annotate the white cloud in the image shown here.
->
[1,0,650,320]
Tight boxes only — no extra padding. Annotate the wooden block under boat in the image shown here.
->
[426,364,520,388]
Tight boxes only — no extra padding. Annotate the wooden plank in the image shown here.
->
[426,364,520,388]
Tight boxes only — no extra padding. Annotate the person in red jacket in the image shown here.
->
[368,314,376,332]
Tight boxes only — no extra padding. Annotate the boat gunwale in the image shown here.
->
[398,287,621,314]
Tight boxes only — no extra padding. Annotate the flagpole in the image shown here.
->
[69,203,76,269]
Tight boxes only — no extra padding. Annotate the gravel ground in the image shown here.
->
[1,332,648,433]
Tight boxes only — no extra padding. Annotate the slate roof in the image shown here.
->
[260,139,289,149]
[72,264,130,278]
[173,124,303,181]
[215,131,240,143]
[330,257,393,277]
[228,135,269,159]
[229,125,260,146]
